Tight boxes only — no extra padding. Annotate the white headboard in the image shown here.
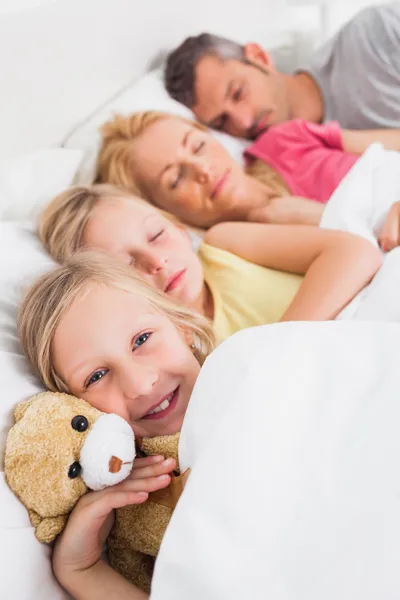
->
[0,0,375,161]
[0,0,314,161]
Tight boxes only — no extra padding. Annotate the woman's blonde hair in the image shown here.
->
[18,251,215,393]
[96,111,289,201]
[39,183,180,263]
[96,112,206,198]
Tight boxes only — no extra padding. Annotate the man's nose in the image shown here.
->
[230,105,254,136]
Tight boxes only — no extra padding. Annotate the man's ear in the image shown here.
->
[244,43,275,72]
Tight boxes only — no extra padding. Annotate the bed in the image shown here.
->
[0,1,395,598]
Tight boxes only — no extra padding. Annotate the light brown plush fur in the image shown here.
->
[5,392,184,593]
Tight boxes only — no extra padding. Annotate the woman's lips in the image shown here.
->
[164,269,186,293]
[210,169,231,200]
[142,387,179,421]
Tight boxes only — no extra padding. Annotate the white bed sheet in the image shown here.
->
[152,320,400,600]
[321,143,400,322]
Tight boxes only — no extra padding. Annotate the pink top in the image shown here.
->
[245,119,359,204]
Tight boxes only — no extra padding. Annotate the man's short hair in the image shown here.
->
[165,33,244,109]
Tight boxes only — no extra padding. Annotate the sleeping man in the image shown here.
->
[165,3,400,139]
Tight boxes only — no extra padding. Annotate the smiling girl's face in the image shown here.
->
[52,283,201,438]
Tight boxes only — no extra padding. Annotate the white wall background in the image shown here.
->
[0,0,391,161]
[288,0,390,38]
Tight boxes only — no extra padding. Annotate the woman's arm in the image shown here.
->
[341,129,400,153]
[248,196,324,227]
[205,223,382,321]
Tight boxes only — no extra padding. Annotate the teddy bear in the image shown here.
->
[5,391,188,593]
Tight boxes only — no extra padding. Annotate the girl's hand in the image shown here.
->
[378,201,400,252]
[53,455,175,587]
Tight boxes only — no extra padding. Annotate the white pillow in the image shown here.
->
[63,67,249,185]
[0,148,83,221]
[152,321,400,599]
[0,222,53,461]
[0,222,69,600]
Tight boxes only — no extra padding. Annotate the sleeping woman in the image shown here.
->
[94,111,400,229]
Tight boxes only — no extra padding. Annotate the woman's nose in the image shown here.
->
[190,157,213,184]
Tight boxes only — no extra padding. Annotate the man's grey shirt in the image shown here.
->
[304,3,400,129]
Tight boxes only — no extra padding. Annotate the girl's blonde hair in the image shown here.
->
[40,184,126,262]
[18,251,215,393]
[39,183,180,263]
[96,111,289,201]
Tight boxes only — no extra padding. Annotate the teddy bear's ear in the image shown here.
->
[28,509,68,544]
[14,397,37,423]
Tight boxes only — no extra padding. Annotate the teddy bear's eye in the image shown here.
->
[71,415,89,432]
[68,461,82,479]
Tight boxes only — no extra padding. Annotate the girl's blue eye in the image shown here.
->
[133,332,151,349]
[86,369,107,388]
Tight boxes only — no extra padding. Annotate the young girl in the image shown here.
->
[39,183,381,341]
[18,251,216,599]
[95,111,400,228]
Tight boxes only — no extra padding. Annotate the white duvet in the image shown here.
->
[151,321,400,600]
[152,149,400,598]
[321,142,400,321]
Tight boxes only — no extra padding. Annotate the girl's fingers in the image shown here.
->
[103,473,171,497]
[82,476,171,523]
[132,455,165,469]
[129,457,176,480]
[77,474,172,525]
[93,489,150,514]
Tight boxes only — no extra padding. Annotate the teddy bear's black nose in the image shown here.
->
[71,415,89,432]
[68,461,82,479]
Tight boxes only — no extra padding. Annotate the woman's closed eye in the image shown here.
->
[171,167,183,190]
[193,141,205,154]
[169,139,204,189]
